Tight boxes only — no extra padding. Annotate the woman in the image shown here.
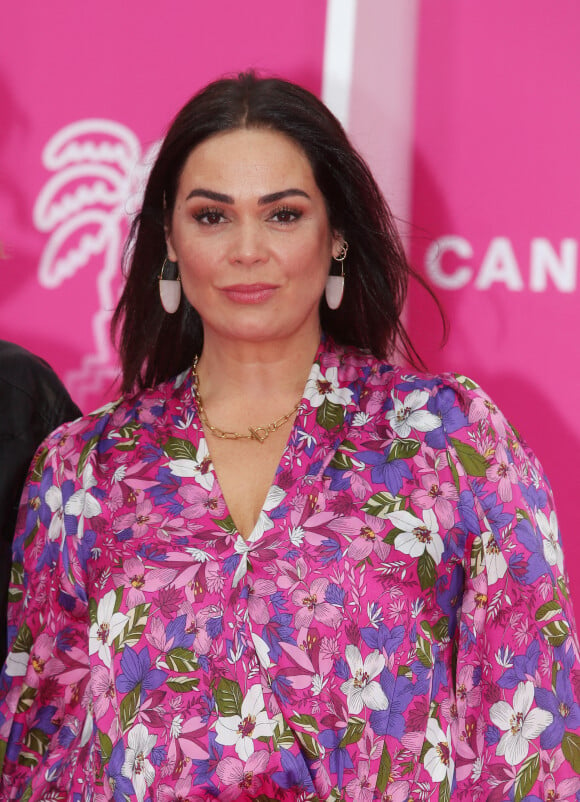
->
[0,73,578,802]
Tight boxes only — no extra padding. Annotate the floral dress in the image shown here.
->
[0,337,579,802]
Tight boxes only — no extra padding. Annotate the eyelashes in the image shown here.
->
[192,205,304,225]
[193,207,226,225]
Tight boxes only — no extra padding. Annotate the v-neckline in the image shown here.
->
[185,336,357,545]
[198,408,304,544]
[193,362,317,545]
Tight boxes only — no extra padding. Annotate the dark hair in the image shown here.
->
[112,71,441,393]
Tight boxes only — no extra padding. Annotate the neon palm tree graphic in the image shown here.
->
[33,119,158,407]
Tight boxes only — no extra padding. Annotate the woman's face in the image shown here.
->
[166,127,342,351]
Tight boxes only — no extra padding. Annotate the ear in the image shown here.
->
[165,227,178,262]
[331,232,346,260]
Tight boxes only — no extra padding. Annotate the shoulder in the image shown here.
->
[40,370,191,467]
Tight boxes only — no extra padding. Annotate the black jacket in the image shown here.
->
[0,341,81,665]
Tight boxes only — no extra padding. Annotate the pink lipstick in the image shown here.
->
[221,283,278,304]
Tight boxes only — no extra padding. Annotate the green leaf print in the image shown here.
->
[387,438,420,462]
[449,438,488,477]
[24,727,50,756]
[339,716,365,747]
[329,450,353,471]
[12,623,33,654]
[557,575,570,601]
[77,434,100,477]
[115,422,141,450]
[438,777,451,802]
[535,600,563,623]
[88,597,98,626]
[213,515,237,535]
[30,446,49,482]
[295,729,322,759]
[418,551,437,590]
[470,536,485,578]
[117,603,151,649]
[166,647,198,673]
[432,616,450,642]
[376,746,391,793]
[215,677,243,717]
[316,398,344,430]
[361,491,405,518]
[289,713,320,733]
[562,731,580,774]
[513,753,539,802]
[273,718,296,751]
[8,563,23,603]
[416,635,434,668]
[98,730,113,763]
[163,437,198,461]
[167,677,200,692]
[120,685,141,733]
[541,619,570,647]
[447,449,460,492]
[16,686,37,715]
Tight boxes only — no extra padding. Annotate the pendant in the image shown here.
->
[249,426,268,444]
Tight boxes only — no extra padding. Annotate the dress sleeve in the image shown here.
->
[446,377,580,801]
[0,428,92,799]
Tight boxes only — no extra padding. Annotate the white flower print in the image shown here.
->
[215,685,276,761]
[168,438,214,491]
[64,463,102,537]
[304,364,353,408]
[386,509,444,564]
[481,529,508,583]
[490,681,553,766]
[249,485,287,540]
[45,484,66,543]
[121,723,157,802]
[340,645,388,715]
[536,509,564,572]
[424,718,454,783]
[353,411,372,427]
[88,590,129,668]
[386,390,440,438]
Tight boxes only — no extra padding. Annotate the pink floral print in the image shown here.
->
[0,337,578,802]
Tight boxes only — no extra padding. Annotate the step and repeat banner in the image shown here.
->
[1,1,579,617]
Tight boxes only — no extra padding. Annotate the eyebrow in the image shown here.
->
[185,188,311,205]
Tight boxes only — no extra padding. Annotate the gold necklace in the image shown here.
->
[192,357,301,444]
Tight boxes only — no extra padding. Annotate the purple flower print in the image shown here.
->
[115,645,166,700]
[370,670,415,739]
[497,641,540,689]
[271,748,315,791]
[514,518,551,584]
[358,451,412,495]
[319,728,353,788]
[425,386,469,449]
[106,741,135,802]
[535,653,580,748]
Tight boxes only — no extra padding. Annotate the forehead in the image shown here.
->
[178,128,317,193]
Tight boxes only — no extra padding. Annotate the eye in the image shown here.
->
[194,207,227,225]
[269,206,302,224]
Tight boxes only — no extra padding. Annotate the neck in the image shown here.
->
[197,328,321,403]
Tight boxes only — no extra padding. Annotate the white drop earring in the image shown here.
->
[325,241,348,310]
[159,258,181,314]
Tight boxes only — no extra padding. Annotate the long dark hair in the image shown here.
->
[112,71,441,393]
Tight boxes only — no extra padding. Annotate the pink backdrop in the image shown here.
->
[1,2,578,620]
[405,2,580,623]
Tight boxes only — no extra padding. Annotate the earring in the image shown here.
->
[159,258,181,314]
[325,241,348,310]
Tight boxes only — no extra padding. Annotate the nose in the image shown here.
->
[228,220,268,266]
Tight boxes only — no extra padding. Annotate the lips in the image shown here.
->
[220,283,279,304]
